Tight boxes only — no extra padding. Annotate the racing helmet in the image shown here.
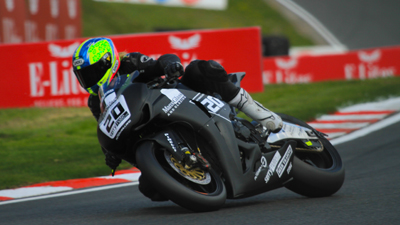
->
[72,37,120,95]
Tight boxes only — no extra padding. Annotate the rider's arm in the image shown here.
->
[118,52,182,82]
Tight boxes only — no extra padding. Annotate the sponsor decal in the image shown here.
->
[192,93,225,113]
[161,89,186,116]
[287,162,292,175]
[276,145,293,178]
[140,55,151,63]
[72,58,84,67]
[112,59,119,73]
[164,133,177,152]
[254,156,268,181]
[99,95,131,139]
[264,151,281,184]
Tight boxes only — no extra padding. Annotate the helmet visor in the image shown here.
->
[73,53,112,89]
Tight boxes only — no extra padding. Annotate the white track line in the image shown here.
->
[0,182,139,206]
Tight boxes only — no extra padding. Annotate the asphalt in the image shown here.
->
[271,0,400,50]
[1,117,399,224]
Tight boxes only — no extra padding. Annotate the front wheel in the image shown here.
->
[135,141,227,212]
[278,113,345,197]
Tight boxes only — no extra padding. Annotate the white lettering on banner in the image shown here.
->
[29,42,87,98]
[344,50,396,80]
[64,25,77,39]
[263,58,312,84]
[29,63,45,97]
[25,21,40,42]
[29,0,39,15]
[45,24,58,41]
[2,18,23,43]
[50,0,59,18]
[67,0,78,19]
[33,97,87,107]
[5,0,15,11]
[29,60,86,97]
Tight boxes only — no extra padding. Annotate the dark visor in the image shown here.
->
[73,53,112,89]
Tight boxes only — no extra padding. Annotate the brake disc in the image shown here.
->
[164,151,211,185]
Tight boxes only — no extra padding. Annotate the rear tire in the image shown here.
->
[278,113,345,197]
[136,141,227,212]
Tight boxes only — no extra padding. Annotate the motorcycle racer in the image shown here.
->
[72,37,283,201]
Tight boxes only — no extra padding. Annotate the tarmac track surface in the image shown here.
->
[1,118,399,225]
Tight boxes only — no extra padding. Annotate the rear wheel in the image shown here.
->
[278,113,345,197]
[136,141,227,212]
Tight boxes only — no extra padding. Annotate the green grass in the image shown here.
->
[2,77,400,190]
[81,0,314,46]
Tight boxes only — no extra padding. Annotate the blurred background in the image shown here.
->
[2,0,399,55]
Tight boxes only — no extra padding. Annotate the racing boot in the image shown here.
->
[229,88,283,133]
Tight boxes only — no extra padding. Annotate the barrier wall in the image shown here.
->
[0,27,263,108]
[263,46,400,84]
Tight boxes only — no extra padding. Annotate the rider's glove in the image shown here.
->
[105,152,122,170]
[164,62,184,78]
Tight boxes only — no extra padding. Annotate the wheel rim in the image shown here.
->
[164,151,211,185]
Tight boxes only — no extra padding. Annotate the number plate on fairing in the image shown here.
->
[267,122,318,143]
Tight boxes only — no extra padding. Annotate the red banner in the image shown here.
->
[0,0,82,43]
[0,27,263,108]
[263,46,400,84]
[0,0,26,43]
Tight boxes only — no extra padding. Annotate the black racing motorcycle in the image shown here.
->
[97,70,345,212]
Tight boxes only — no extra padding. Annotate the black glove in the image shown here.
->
[105,152,121,170]
[164,62,184,78]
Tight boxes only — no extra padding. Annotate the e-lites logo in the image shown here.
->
[29,42,86,97]
[345,50,396,79]
[263,57,312,84]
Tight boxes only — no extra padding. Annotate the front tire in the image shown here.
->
[136,141,227,212]
[278,113,345,197]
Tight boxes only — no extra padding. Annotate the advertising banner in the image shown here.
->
[263,46,400,84]
[0,27,263,108]
[93,0,228,10]
[0,0,26,43]
[0,0,82,43]
[58,0,82,40]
